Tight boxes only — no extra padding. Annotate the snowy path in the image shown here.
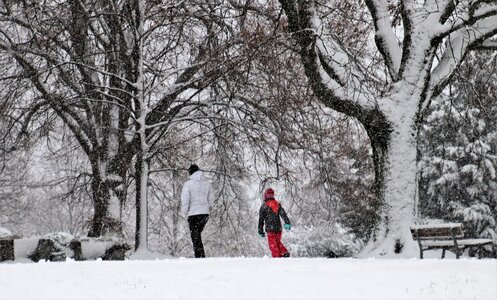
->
[0,258,495,300]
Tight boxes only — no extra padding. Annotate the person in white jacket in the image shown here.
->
[181,164,214,258]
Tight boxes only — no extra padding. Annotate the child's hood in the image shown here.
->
[265,199,279,213]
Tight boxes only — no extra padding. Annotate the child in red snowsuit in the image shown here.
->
[258,188,291,257]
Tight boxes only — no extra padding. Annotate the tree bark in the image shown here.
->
[362,112,391,236]
[134,151,149,251]
[87,165,126,238]
[88,178,116,237]
[361,107,419,255]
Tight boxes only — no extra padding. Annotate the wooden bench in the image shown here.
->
[410,223,493,259]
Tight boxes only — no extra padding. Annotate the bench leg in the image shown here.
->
[441,249,445,259]
[417,241,424,259]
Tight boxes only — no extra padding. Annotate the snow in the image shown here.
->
[0,227,12,239]
[13,238,39,262]
[411,223,463,229]
[0,258,495,300]
[80,239,116,260]
[108,190,121,220]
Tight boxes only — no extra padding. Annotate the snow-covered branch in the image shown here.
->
[365,0,402,81]
[279,0,377,117]
[422,0,456,23]
[429,15,497,103]
[436,2,497,37]
[309,6,370,97]
[399,0,417,21]
[475,39,497,50]
[145,102,204,131]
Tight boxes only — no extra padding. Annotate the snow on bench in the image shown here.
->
[410,223,493,259]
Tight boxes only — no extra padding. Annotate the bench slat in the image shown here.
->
[455,239,493,246]
[422,240,459,247]
[410,226,464,240]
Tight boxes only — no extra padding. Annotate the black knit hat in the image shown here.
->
[188,164,199,175]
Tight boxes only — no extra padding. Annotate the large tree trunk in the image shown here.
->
[362,110,419,256]
[88,178,122,237]
[87,160,127,238]
[87,177,110,238]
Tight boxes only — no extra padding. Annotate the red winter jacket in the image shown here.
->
[258,198,291,234]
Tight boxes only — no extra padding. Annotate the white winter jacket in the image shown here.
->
[181,171,214,217]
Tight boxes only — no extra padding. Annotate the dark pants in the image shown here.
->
[188,214,209,258]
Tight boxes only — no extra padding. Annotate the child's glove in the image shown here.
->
[284,223,291,230]
[259,233,265,238]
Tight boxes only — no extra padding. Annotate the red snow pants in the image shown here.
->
[266,231,288,258]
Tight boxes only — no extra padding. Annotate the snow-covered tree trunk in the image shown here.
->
[133,0,150,252]
[87,171,125,237]
[278,0,497,256]
[365,98,419,255]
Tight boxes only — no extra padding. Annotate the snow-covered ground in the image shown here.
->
[0,257,495,300]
